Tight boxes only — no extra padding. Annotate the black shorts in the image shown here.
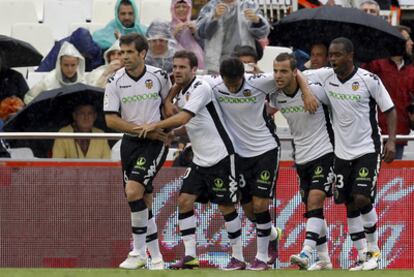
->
[333,153,381,204]
[180,154,238,204]
[120,135,168,193]
[239,147,280,204]
[296,153,334,204]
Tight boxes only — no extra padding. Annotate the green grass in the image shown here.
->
[0,269,413,277]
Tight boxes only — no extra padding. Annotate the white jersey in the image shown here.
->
[103,65,171,125]
[304,67,394,160]
[269,83,334,164]
[204,73,279,158]
[176,77,233,167]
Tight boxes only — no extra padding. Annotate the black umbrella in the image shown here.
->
[0,35,43,67]
[3,83,112,133]
[269,6,406,62]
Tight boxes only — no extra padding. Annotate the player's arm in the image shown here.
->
[105,113,167,142]
[383,107,397,163]
[134,111,193,138]
[163,84,182,117]
[296,70,318,113]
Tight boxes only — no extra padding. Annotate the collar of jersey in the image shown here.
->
[337,66,358,84]
[181,77,197,95]
[281,84,299,98]
[125,65,147,82]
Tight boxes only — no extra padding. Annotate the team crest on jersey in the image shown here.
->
[352,81,359,91]
[243,89,252,97]
[145,79,153,89]
[185,92,190,101]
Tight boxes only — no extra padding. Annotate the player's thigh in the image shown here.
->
[351,153,381,204]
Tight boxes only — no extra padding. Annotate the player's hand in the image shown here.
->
[383,139,396,163]
[214,3,228,19]
[146,129,168,142]
[133,124,157,138]
[165,131,176,146]
[302,93,318,113]
[244,9,260,23]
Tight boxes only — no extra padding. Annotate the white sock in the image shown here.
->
[129,199,148,257]
[255,211,271,262]
[360,204,380,252]
[347,212,367,260]
[178,211,197,258]
[146,211,163,262]
[224,211,244,261]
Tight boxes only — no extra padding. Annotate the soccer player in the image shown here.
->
[104,33,171,270]
[202,57,317,270]
[270,53,334,270]
[135,50,247,270]
[305,37,397,271]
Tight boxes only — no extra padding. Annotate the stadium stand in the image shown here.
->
[11,23,55,57]
[0,0,39,36]
[91,0,117,25]
[140,0,172,26]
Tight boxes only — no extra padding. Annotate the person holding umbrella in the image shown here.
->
[104,33,170,270]
[24,41,86,104]
[305,37,396,271]
[52,103,111,159]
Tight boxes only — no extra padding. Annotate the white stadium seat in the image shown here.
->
[0,0,39,36]
[257,46,292,73]
[43,0,86,40]
[91,0,116,24]
[139,0,171,26]
[11,23,55,57]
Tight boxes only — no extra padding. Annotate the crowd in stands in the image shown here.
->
[0,0,413,160]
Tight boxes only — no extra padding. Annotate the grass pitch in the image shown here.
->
[0,269,413,277]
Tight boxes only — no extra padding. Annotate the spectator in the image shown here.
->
[24,42,86,104]
[307,43,329,69]
[171,0,205,68]
[146,20,177,74]
[359,0,381,16]
[0,51,29,102]
[232,45,262,73]
[87,40,123,88]
[363,25,414,159]
[196,0,270,73]
[37,28,103,72]
[52,103,111,159]
[93,0,147,50]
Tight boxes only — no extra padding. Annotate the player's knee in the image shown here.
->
[125,183,144,201]
[252,198,269,213]
[353,194,370,209]
[307,191,325,210]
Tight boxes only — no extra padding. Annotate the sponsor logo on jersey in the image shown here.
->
[122,93,159,103]
[243,89,252,97]
[218,95,257,104]
[280,106,305,113]
[145,79,153,89]
[328,91,361,101]
[120,85,132,88]
[352,81,359,91]
[313,166,324,178]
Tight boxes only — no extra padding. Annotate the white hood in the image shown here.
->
[55,41,85,85]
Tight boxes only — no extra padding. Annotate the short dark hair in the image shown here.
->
[275,52,297,70]
[233,45,258,63]
[330,37,354,54]
[120,33,148,53]
[220,57,245,79]
[173,50,198,68]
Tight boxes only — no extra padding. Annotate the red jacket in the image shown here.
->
[363,59,414,145]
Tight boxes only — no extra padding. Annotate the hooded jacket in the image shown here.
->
[92,0,147,50]
[24,42,86,104]
[171,0,205,68]
[197,0,270,72]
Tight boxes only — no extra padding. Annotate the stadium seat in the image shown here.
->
[68,22,105,35]
[139,0,171,26]
[11,23,55,57]
[0,0,39,36]
[91,0,116,24]
[9,148,35,159]
[43,0,87,40]
[258,46,292,73]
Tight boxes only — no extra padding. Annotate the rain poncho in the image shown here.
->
[171,0,204,68]
[145,21,177,74]
[92,0,147,50]
[87,40,121,88]
[36,28,103,72]
[197,0,270,72]
[24,41,86,104]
